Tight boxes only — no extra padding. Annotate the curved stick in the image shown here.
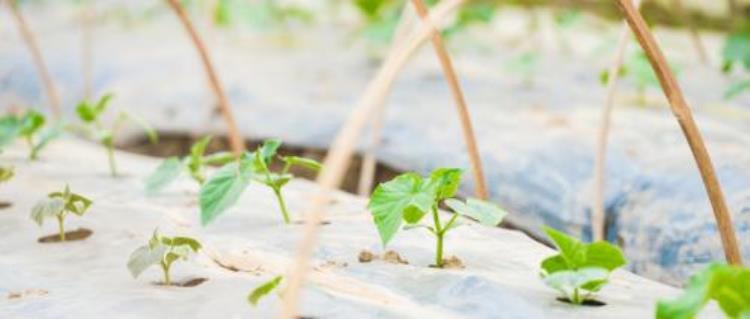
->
[592,0,642,242]
[615,0,742,264]
[5,0,61,118]
[410,0,488,200]
[165,0,245,155]
[278,1,466,318]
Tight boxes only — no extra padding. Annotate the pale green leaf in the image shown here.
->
[281,156,322,172]
[543,267,609,304]
[248,276,283,306]
[428,168,462,200]
[200,161,252,225]
[145,157,183,193]
[445,198,507,226]
[127,244,169,278]
[30,198,65,226]
[367,173,435,246]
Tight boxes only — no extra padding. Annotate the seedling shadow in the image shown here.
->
[154,277,209,288]
[0,202,12,209]
[556,297,606,307]
[292,220,331,226]
[37,228,93,243]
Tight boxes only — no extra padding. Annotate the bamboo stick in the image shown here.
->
[165,0,245,155]
[278,2,465,317]
[592,0,642,242]
[4,0,61,118]
[410,0,488,200]
[614,0,742,264]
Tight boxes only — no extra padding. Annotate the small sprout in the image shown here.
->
[368,168,507,267]
[657,263,750,319]
[199,139,321,225]
[0,166,13,183]
[0,110,61,160]
[127,229,201,286]
[145,136,234,193]
[75,93,157,177]
[540,226,626,305]
[30,185,92,242]
[248,275,283,306]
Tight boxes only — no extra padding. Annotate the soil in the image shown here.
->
[37,228,93,243]
[382,250,409,265]
[6,289,48,300]
[155,277,209,288]
[0,201,11,209]
[429,256,466,269]
[121,134,403,194]
[358,250,375,263]
[556,297,607,307]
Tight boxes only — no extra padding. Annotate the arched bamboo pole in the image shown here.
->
[4,0,61,118]
[278,1,465,317]
[615,0,742,264]
[592,0,642,242]
[410,0,488,200]
[165,0,245,155]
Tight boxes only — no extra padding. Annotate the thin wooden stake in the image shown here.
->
[165,0,245,155]
[592,0,642,242]
[410,0,489,200]
[278,2,465,318]
[4,0,61,118]
[615,0,742,265]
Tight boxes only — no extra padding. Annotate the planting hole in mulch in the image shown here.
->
[429,256,465,269]
[292,220,331,226]
[154,277,209,288]
[556,297,607,307]
[0,201,12,209]
[37,228,93,243]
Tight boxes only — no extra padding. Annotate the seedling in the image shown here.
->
[540,226,626,305]
[505,51,540,87]
[145,136,235,193]
[367,168,507,268]
[0,166,13,183]
[722,24,750,99]
[0,110,61,160]
[657,263,750,319]
[30,185,92,241]
[248,275,284,306]
[200,139,321,225]
[75,93,157,177]
[213,0,313,30]
[127,229,201,286]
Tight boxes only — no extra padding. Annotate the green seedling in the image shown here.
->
[368,168,507,268]
[505,51,540,87]
[540,226,626,305]
[127,229,201,286]
[145,136,235,193]
[0,166,13,183]
[200,139,321,225]
[722,24,750,99]
[657,263,750,319]
[248,275,284,306]
[0,110,62,160]
[75,93,157,177]
[212,0,313,32]
[30,185,92,241]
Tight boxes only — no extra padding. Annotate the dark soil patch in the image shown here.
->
[155,277,209,288]
[37,228,93,243]
[121,133,403,194]
[556,297,606,307]
[0,202,11,209]
[429,256,465,269]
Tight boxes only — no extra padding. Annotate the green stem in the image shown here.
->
[26,136,36,160]
[106,145,117,177]
[273,188,291,224]
[572,288,581,304]
[160,261,171,286]
[431,206,444,267]
[57,215,65,241]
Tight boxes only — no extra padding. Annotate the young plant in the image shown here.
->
[200,139,321,225]
[657,263,750,319]
[30,185,92,241]
[367,168,507,267]
[75,93,157,177]
[248,275,284,306]
[0,110,61,160]
[540,226,626,305]
[145,136,235,193]
[127,229,202,286]
[722,23,750,99]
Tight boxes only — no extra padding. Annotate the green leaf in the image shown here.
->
[65,192,92,216]
[202,152,236,165]
[367,173,435,246]
[427,168,462,200]
[189,136,212,168]
[76,101,97,123]
[541,226,626,274]
[127,243,169,278]
[30,198,65,226]
[94,93,113,115]
[0,115,21,148]
[281,156,322,172]
[543,267,610,304]
[444,198,507,226]
[248,276,283,306]
[145,157,183,193]
[255,173,292,189]
[543,226,587,269]
[169,236,202,252]
[258,139,281,165]
[18,110,45,137]
[723,31,750,72]
[656,264,722,319]
[199,161,253,225]
[31,124,63,158]
[583,241,627,271]
[0,166,13,183]
[725,79,750,100]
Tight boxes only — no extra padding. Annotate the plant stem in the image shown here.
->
[273,188,291,224]
[57,215,65,241]
[160,261,171,286]
[106,145,117,177]
[573,288,581,304]
[431,205,444,267]
[26,136,36,160]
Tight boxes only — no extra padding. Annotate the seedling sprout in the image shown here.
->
[127,229,202,286]
[30,185,92,241]
[145,136,235,193]
[0,110,61,160]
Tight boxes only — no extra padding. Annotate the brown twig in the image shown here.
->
[592,0,642,242]
[278,2,466,318]
[5,0,61,118]
[410,0,489,200]
[615,0,742,264]
[165,0,245,155]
